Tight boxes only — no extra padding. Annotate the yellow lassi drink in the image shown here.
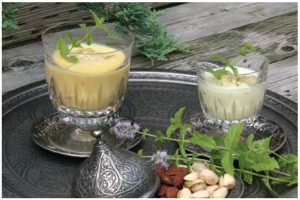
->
[45,43,129,114]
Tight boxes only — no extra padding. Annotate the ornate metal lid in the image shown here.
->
[72,140,160,198]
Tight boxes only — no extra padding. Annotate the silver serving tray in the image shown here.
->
[2,70,297,197]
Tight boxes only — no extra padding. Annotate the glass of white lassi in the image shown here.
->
[41,22,134,156]
[197,53,269,128]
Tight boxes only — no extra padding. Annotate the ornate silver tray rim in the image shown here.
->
[2,70,298,198]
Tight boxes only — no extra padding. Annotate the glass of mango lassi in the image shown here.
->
[41,22,134,156]
[196,53,269,130]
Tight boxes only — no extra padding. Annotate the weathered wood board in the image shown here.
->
[2,2,172,48]
[2,3,298,102]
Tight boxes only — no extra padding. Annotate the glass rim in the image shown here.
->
[41,21,135,55]
[196,55,269,76]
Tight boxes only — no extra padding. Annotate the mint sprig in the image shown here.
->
[208,42,257,79]
[55,10,111,64]
[138,107,298,196]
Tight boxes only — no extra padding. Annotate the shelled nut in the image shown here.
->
[199,169,219,185]
[184,172,199,182]
[177,188,192,198]
[191,179,206,192]
[219,174,236,189]
[191,190,210,198]
[206,185,220,196]
[212,187,228,198]
[191,162,207,173]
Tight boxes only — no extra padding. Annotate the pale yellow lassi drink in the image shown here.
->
[40,21,134,156]
[198,66,266,122]
[45,43,129,114]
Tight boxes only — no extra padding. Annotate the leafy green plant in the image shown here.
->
[137,107,298,196]
[55,10,111,63]
[77,3,189,64]
[208,42,257,79]
[2,3,19,29]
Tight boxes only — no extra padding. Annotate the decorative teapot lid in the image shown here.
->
[72,140,160,198]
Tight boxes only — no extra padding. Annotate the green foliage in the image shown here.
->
[238,41,257,56]
[138,107,298,196]
[221,150,234,176]
[166,107,185,138]
[154,130,164,144]
[189,132,217,150]
[272,154,298,186]
[224,123,244,150]
[55,10,110,64]
[262,172,279,196]
[2,3,19,29]
[206,67,228,79]
[278,154,298,175]
[78,2,190,64]
[208,42,257,79]
[137,149,143,156]
[56,38,78,63]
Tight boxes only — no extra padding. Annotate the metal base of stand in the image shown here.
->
[32,113,142,157]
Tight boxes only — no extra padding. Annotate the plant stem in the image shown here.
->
[141,154,294,184]
[270,170,292,177]
[139,131,190,143]
[185,153,211,159]
[234,169,291,183]
[270,151,288,162]
[69,26,98,52]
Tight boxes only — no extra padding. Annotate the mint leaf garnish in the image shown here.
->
[244,41,257,53]
[208,53,238,78]
[238,41,257,56]
[90,10,111,36]
[206,67,228,79]
[208,42,258,79]
[55,11,111,63]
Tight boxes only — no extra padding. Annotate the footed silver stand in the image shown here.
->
[32,113,143,157]
[72,129,160,198]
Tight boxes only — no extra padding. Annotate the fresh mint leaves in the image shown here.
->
[224,122,244,150]
[206,67,228,79]
[166,107,185,138]
[208,42,257,79]
[139,107,298,196]
[55,10,111,64]
[189,132,217,150]
[238,41,257,56]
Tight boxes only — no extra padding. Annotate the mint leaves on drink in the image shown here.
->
[136,107,298,196]
[55,10,111,64]
[208,42,257,79]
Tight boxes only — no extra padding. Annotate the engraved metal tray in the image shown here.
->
[2,70,297,198]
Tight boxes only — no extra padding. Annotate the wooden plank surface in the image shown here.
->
[2,2,298,102]
[2,2,173,48]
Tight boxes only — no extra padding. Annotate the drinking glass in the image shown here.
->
[197,53,269,128]
[39,22,134,156]
[183,52,270,140]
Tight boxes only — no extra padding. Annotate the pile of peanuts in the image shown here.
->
[177,162,236,198]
